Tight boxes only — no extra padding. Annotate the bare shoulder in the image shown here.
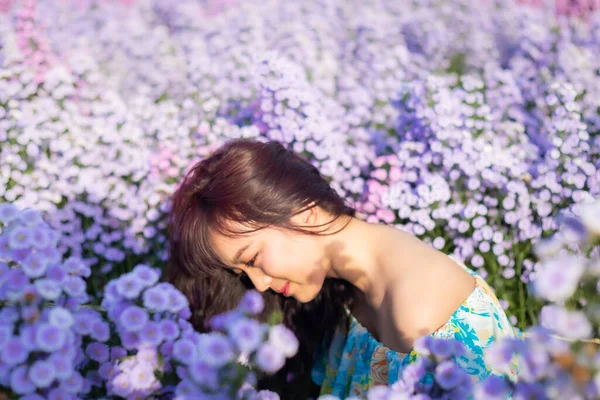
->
[376,227,477,353]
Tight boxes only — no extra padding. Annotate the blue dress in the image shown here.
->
[311,259,521,398]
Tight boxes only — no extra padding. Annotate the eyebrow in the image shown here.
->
[232,243,250,266]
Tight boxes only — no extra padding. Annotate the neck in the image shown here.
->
[323,217,388,310]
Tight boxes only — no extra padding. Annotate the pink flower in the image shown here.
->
[376,209,396,224]
[389,167,402,183]
[372,168,388,181]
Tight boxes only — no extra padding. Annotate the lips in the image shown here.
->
[277,282,290,296]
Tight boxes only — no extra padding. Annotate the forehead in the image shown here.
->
[208,221,261,261]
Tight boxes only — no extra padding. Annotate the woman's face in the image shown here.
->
[208,211,332,303]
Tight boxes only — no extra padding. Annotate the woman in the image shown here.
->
[166,138,520,399]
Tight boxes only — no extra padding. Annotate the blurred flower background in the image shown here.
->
[0,0,600,398]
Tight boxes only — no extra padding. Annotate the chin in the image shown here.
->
[293,292,313,303]
[293,281,324,303]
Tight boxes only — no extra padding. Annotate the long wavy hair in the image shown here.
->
[166,138,359,398]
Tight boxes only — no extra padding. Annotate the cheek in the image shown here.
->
[259,237,310,279]
[259,238,288,278]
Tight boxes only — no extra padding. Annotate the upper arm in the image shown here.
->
[386,286,441,352]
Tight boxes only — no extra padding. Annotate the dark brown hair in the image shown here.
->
[166,138,359,398]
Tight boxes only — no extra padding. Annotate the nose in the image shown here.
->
[245,268,272,292]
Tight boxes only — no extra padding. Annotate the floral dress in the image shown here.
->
[311,258,521,398]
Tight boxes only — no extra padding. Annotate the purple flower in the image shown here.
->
[133,264,160,286]
[187,359,219,388]
[159,319,180,342]
[0,306,18,323]
[429,338,456,359]
[63,257,86,275]
[7,226,32,249]
[34,278,62,300]
[0,203,19,224]
[400,357,428,389]
[208,312,233,331]
[0,325,12,348]
[35,323,66,352]
[20,394,45,400]
[0,236,11,259]
[200,332,235,367]
[62,276,86,297]
[30,359,56,388]
[21,304,39,322]
[140,321,164,346]
[238,290,264,315]
[173,338,197,365]
[1,337,29,364]
[56,341,77,361]
[86,342,110,363]
[228,317,264,353]
[73,312,94,335]
[484,339,520,374]
[6,269,28,293]
[18,209,43,226]
[160,341,174,358]
[175,379,202,398]
[60,371,84,394]
[9,365,36,394]
[255,342,285,374]
[103,280,120,303]
[111,346,127,361]
[413,336,434,356]
[47,388,72,400]
[45,265,66,282]
[99,362,118,380]
[21,252,48,278]
[91,320,111,342]
[119,305,149,332]
[121,331,141,350]
[166,289,189,313]
[178,307,192,319]
[474,375,510,399]
[19,324,39,351]
[434,360,464,390]
[40,247,61,265]
[48,353,73,380]
[513,381,547,398]
[29,226,51,250]
[116,273,144,299]
[142,286,168,311]
[0,261,9,284]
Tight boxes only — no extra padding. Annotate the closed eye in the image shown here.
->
[245,253,258,268]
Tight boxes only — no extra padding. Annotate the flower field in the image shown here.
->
[1,0,600,398]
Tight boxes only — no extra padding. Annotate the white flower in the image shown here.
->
[532,254,585,302]
[267,325,298,358]
[578,199,600,236]
[533,236,564,258]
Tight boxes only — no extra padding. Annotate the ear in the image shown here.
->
[303,203,318,225]
[291,202,318,227]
